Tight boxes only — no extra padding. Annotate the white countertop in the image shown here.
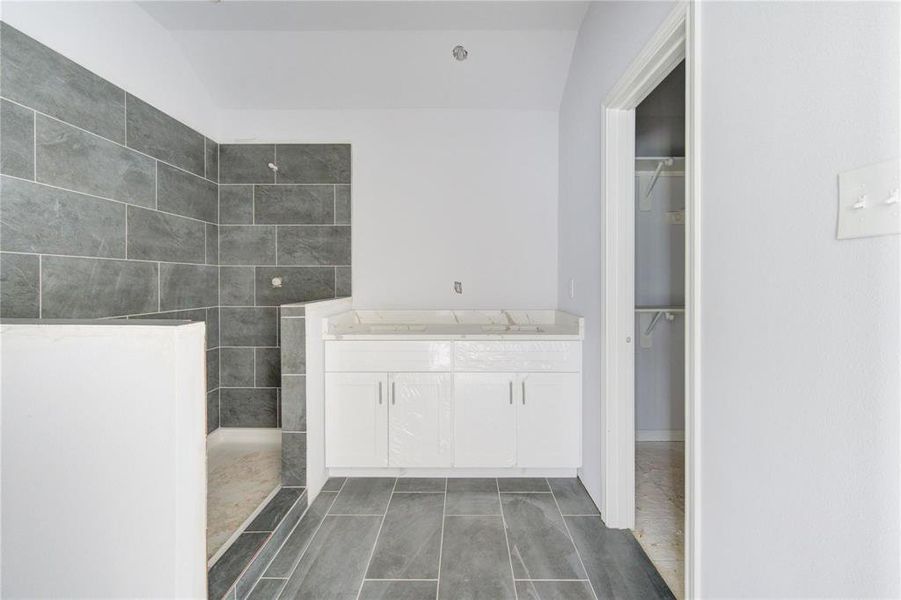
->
[322,310,583,340]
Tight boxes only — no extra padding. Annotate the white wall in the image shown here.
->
[556,0,676,511]
[218,109,559,309]
[1,1,218,135]
[698,2,899,597]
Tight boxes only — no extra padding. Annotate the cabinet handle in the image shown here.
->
[509,381,513,405]
[392,382,396,405]
[378,381,383,405]
[522,381,526,405]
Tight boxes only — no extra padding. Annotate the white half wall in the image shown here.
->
[556,0,677,514]
[218,109,559,309]
[697,2,900,597]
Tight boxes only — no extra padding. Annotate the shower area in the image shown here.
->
[0,23,350,596]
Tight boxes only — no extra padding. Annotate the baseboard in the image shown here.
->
[328,467,579,478]
[636,430,685,442]
[207,427,281,450]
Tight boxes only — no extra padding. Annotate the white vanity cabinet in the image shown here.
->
[324,372,389,467]
[388,373,453,467]
[517,373,581,467]
[454,373,518,467]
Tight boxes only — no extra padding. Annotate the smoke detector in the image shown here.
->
[452,45,468,61]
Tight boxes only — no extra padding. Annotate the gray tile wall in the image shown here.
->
[218,143,351,434]
[0,23,223,433]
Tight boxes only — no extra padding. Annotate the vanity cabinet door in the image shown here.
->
[325,373,388,467]
[453,373,516,467]
[388,373,452,467]
[516,373,581,468]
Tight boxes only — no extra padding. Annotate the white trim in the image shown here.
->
[636,430,685,442]
[327,467,578,478]
[206,426,281,450]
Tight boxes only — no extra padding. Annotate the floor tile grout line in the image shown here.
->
[240,490,314,589]
[276,483,345,599]
[435,477,448,599]
[496,478,520,600]
[547,478,600,600]
[355,478,398,600]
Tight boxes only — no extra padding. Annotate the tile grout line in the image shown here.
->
[547,479,600,600]
[355,478,398,600]
[435,477,448,599]
[496,478,520,600]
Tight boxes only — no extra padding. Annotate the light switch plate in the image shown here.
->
[837,159,900,240]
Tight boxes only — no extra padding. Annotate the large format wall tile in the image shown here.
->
[35,116,155,208]
[253,185,334,224]
[156,162,218,223]
[0,99,35,179]
[0,252,40,318]
[254,266,335,306]
[0,23,125,143]
[220,266,255,305]
[220,348,254,387]
[220,307,278,346]
[1,176,126,258]
[219,185,253,224]
[335,184,351,224]
[219,225,276,265]
[336,266,352,296]
[205,224,218,265]
[207,348,219,392]
[282,432,306,486]
[40,256,158,318]
[125,94,204,175]
[159,263,218,311]
[280,375,306,431]
[204,138,219,182]
[220,144,274,184]
[207,390,220,434]
[220,388,277,427]
[126,206,206,263]
[275,144,351,184]
[280,317,306,374]
[255,347,280,387]
[277,226,351,265]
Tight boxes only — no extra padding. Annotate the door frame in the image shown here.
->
[599,1,701,596]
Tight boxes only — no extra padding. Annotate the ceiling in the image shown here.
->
[138,1,588,110]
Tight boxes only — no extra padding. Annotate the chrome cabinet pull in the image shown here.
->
[509,381,513,404]
[378,381,383,405]
[522,381,526,405]
[392,382,396,405]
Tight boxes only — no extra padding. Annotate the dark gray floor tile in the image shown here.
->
[280,317,305,374]
[281,375,306,432]
[35,115,154,207]
[0,252,39,318]
[254,185,334,224]
[157,162,218,222]
[205,138,219,183]
[1,99,34,178]
[249,488,304,532]
[255,347,280,387]
[126,93,204,175]
[126,206,206,263]
[514,580,595,600]
[220,225,276,265]
[335,185,351,225]
[500,493,586,580]
[439,516,515,600]
[329,478,395,515]
[497,478,551,492]
[208,532,269,600]
[220,144,274,184]
[159,263,218,311]
[445,479,500,516]
[278,515,381,600]
[207,349,220,391]
[207,224,219,264]
[41,256,157,318]
[220,185,254,224]
[394,478,446,493]
[254,266,335,306]
[548,479,600,516]
[221,267,256,306]
[220,307,278,346]
[207,389,220,433]
[276,226,350,266]
[282,432,306,486]
[275,144,350,184]
[264,491,338,578]
[366,492,443,579]
[220,388,278,427]
[0,176,126,258]
[359,580,437,600]
[1,23,125,143]
[221,348,255,387]
[247,579,285,600]
[321,478,345,493]
[565,516,674,600]
[335,266,351,297]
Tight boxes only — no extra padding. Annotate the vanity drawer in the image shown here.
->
[325,341,453,372]
[454,341,581,372]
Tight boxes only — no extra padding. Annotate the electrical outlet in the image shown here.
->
[454,281,463,294]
